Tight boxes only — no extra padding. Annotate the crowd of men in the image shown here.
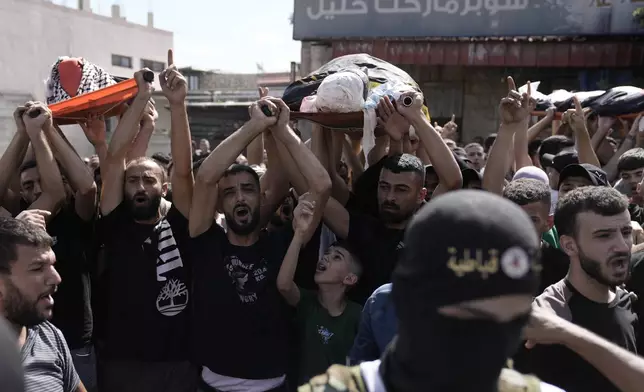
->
[3,53,644,392]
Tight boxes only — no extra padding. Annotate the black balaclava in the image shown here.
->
[381,190,540,392]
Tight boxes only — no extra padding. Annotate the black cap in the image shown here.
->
[542,151,579,173]
[392,190,541,317]
[558,163,609,188]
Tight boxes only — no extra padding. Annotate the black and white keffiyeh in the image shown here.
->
[45,57,116,104]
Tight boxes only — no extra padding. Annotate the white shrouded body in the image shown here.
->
[315,72,365,113]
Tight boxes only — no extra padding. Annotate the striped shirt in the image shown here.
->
[22,321,80,392]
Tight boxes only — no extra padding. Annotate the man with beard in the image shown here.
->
[321,93,461,304]
[0,217,86,392]
[521,186,637,392]
[189,97,330,391]
[300,190,563,392]
[0,102,97,388]
[94,56,198,392]
[322,153,425,305]
[18,103,99,389]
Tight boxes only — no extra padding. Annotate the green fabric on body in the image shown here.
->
[542,226,560,249]
[295,289,362,384]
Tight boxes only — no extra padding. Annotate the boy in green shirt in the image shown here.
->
[277,193,362,384]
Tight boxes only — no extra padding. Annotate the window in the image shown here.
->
[188,75,200,91]
[112,54,132,69]
[141,59,165,73]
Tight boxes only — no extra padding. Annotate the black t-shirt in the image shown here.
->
[518,280,638,392]
[538,241,569,295]
[513,243,569,374]
[347,212,404,305]
[46,206,93,350]
[94,203,192,361]
[191,224,292,380]
[343,158,405,304]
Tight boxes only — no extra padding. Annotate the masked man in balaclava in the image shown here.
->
[299,190,565,392]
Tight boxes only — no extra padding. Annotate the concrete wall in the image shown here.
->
[407,65,580,142]
[461,69,508,141]
[187,105,248,147]
[0,0,173,156]
[299,41,332,77]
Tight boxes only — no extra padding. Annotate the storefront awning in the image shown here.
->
[331,39,644,68]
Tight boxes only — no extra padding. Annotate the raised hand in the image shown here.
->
[134,68,154,99]
[377,96,409,141]
[433,121,443,134]
[15,209,50,230]
[266,97,291,131]
[14,105,28,131]
[258,86,269,98]
[545,107,556,121]
[79,114,106,146]
[395,91,424,121]
[248,98,278,129]
[498,77,532,125]
[22,102,52,135]
[159,49,188,105]
[565,96,587,134]
[442,114,459,140]
[292,192,316,235]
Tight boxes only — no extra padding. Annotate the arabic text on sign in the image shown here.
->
[305,0,533,20]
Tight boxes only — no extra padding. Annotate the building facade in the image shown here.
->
[0,0,173,156]
[180,67,297,147]
[294,0,644,142]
